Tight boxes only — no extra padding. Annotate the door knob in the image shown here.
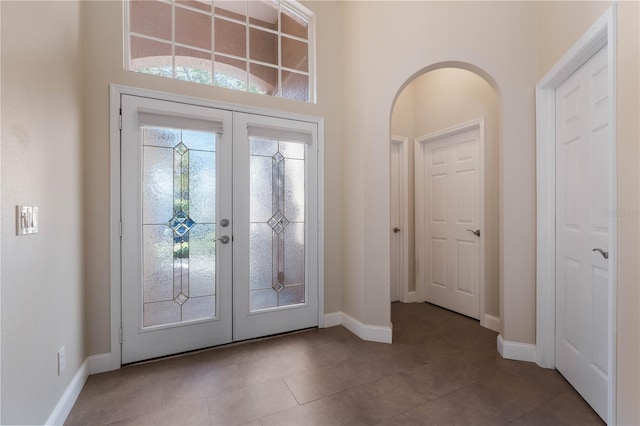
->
[467,229,480,237]
[393,227,400,233]
[213,235,230,244]
[592,248,608,259]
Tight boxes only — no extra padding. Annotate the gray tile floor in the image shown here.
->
[66,303,604,425]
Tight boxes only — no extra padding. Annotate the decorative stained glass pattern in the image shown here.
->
[249,137,305,312]
[142,126,217,328]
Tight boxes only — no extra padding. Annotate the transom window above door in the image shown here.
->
[125,0,314,102]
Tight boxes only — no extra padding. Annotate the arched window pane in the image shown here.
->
[175,47,213,84]
[250,63,278,95]
[130,1,172,41]
[282,71,309,102]
[281,37,308,72]
[126,0,314,103]
[249,28,278,66]
[176,6,212,50]
[248,1,278,30]
[215,18,246,58]
[281,8,307,39]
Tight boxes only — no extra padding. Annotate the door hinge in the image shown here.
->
[119,221,123,237]
[118,108,122,130]
[119,328,123,344]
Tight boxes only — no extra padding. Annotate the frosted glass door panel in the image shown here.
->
[249,138,305,312]
[142,127,217,327]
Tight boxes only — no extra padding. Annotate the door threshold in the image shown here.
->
[122,326,319,367]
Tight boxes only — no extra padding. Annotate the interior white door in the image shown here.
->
[121,95,233,363]
[555,46,609,421]
[419,127,481,319]
[390,141,402,302]
[232,113,319,341]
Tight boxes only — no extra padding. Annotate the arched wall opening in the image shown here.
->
[390,64,502,332]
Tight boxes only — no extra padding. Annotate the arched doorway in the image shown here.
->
[390,65,502,336]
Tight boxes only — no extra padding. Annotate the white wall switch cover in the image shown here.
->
[16,206,38,235]
[57,346,66,375]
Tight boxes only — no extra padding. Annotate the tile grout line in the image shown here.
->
[282,376,303,406]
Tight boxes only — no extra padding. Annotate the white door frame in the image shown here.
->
[108,84,325,369]
[390,136,411,303]
[535,6,617,424]
[414,118,486,324]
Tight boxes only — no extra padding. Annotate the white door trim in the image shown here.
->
[390,135,411,303]
[109,84,325,369]
[414,118,486,324]
[535,6,617,424]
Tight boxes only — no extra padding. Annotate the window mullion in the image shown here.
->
[245,1,250,92]
[277,3,282,98]
[211,1,216,87]
[171,1,176,78]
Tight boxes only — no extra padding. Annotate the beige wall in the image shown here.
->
[82,0,344,355]
[342,1,537,339]
[536,2,640,423]
[1,2,86,423]
[392,68,500,318]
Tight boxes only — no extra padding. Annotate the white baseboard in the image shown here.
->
[323,312,343,328]
[323,311,392,344]
[46,358,89,425]
[482,314,501,333]
[46,352,116,425]
[87,352,113,375]
[405,291,419,303]
[497,335,537,363]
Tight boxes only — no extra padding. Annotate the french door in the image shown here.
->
[121,95,318,363]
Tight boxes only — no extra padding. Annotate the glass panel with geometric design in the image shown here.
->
[249,137,305,312]
[126,0,313,102]
[142,126,217,328]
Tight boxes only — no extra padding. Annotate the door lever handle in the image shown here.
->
[213,235,230,244]
[592,248,608,259]
[467,229,480,237]
[393,227,400,233]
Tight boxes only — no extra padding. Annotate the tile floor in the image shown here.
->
[66,303,604,425]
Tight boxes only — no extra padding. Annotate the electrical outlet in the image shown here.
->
[57,347,66,375]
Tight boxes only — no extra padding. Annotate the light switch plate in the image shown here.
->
[16,206,38,235]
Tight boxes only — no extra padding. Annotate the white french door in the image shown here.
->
[121,95,318,363]
[121,96,233,363]
[555,45,609,420]
[232,113,318,341]
[416,123,482,319]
